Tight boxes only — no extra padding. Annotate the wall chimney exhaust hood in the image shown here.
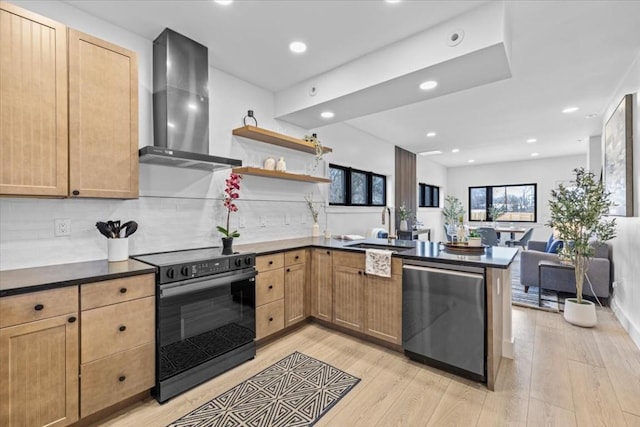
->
[139,28,242,171]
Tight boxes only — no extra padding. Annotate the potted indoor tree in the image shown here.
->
[547,167,616,327]
[442,195,465,240]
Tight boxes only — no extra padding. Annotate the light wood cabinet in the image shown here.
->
[331,250,402,344]
[0,3,138,199]
[284,250,306,327]
[255,253,286,340]
[310,249,333,322]
[79,274,154,418]
[0,1,69,196]
[68,29,138,199]
[0,288,79,427]
[333,265,365,332]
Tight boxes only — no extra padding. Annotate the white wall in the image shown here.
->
[446,155,586,242]
[0,1,398,270]
[416,156,448,242]
[603,52,640,349]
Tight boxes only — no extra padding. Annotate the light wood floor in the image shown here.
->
[95,307,640,426]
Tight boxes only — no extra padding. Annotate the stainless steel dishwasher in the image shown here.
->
[402,261,486,382]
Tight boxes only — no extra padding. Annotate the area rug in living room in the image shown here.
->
[166,351,360,427]
[510,252,560,311]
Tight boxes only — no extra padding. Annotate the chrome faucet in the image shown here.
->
[381,206,396,242]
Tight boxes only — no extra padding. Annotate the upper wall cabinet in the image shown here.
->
[0,2,139,199]
[68,30,138,199]
[0,2,69,196]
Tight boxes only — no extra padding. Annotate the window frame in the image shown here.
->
[418,183,440,208]
[468,183,537,223]
[329,163,387,207]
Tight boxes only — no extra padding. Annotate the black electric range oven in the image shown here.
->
[132,247,256,403]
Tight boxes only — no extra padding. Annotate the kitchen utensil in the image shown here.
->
[121,221,138,237]
[96,222,113,238]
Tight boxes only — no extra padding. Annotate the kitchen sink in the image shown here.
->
[345,242,412,253]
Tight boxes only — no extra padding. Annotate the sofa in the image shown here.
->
[520,239,611,302]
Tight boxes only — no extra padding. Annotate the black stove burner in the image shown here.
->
[159,323,254,380]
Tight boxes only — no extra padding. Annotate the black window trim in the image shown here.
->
[329,163,387,207]
[418,182,440,208]
[468,183,537,223]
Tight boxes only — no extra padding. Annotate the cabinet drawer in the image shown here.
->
[0,286,77,328]
[284,249,305,266]
[333,251,365,269]
[256,299,284,340]
[256,253,284,272]
[256,268,284,306]
[80,342,154,417]
[81,296,154,363]
[81,274,154,310]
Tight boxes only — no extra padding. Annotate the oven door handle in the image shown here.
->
[159,269,256,298]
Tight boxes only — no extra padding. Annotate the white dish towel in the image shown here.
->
[365,249,393,278]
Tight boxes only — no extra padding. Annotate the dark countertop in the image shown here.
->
[0,259,156,298]
[1,237,517,298]
[237,237,518,269]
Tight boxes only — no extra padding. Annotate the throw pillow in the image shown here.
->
[546,239,564,254]
[545,234,555,252]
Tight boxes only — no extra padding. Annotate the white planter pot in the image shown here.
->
[312,223,320,237]
[399,220,408,231]
[563,298,597,327]
[108,238,129,262]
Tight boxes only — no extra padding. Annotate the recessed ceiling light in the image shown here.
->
[167,122,175,128]
[214,0,233,4]
[468,159,475,163]
[562,106,579,113]
[419,80,438,90]
[584,113,598,119]
[451,148,460,153]
[426,132,437,137]
[526,138,537,143]
[385,0,402,3]
[187,103,198,111]
[289,41,307,54]
[418,150,443,156]
[531,153,539,157]
[320,111,334,119]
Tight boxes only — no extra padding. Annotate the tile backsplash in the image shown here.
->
[0,196,323,270]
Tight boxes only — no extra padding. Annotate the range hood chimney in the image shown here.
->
[139,28,242,171]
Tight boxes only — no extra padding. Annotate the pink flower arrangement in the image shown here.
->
[217,172,242,238]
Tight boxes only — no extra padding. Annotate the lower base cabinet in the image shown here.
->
[256,299,285,339]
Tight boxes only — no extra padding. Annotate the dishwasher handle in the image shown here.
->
[403,264,484,280]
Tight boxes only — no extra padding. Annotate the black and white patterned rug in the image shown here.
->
[167,352,360,427]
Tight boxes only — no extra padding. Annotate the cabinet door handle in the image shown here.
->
[286,268,290,272]
[269,317,273,322]
[269,260,273,265]
[358,271,362,275]
[295,255,299,260]
[68,316,77,323]
[119,325,127,332]
[119,376,126,382]
[34,304,44,311]
[72,190,80,196]
[119,287,127,294]
[326,251,330,255]
[268,285,273,289]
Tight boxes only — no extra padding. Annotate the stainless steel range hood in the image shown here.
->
[140,28,242,171]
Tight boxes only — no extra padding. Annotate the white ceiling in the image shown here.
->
[64,0,640,167]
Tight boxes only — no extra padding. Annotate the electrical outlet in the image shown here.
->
[285,214,291,225]
[239,215,246,228]
[54,219,71,237]
[260,216,267,227]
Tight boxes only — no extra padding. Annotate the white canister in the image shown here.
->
[276,157,286,172]
[263,157,276,170]
[108,238,129,262]
[312,223,320,237]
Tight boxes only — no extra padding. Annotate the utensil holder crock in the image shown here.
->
[108,238,129,262]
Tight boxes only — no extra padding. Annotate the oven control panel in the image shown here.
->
[159,254,256,283]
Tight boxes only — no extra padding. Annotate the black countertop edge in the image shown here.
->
[0,259,157,298]
[237,238,518,269]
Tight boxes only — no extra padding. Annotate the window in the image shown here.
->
[419,183,440,208]
[469,183,537,222]
[329,164,386,206]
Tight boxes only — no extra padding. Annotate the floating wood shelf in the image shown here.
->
[232,167,331,183]
[232,125,333,155]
